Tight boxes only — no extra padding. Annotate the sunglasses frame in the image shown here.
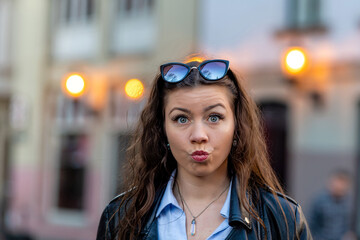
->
[160,59,230,83]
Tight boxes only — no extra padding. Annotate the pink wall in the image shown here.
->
[7,165,103,240]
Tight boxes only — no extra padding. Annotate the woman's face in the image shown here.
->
[164,85,235,179]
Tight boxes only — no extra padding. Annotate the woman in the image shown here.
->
[96,58,312,239]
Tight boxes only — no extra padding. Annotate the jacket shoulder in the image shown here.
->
[109,192,126,204]
[260,186,299,208]
[259,186,313,240]
[96,193,126,240]
[104,188,136,216]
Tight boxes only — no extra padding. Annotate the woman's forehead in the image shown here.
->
[164,85,234,110]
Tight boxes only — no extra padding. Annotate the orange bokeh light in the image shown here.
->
[125,79,144,100]
[282,47,308,76]
[62,73,86,98]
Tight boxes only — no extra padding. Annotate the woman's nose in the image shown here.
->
[189,123,209,144]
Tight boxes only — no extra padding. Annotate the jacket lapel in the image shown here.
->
[228,176,252,230]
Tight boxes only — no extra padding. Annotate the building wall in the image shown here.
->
[8,0,49,238]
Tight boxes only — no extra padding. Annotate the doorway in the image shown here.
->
[258,101,288,190]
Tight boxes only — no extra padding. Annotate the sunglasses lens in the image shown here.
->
[200,61,227,80]
[162,64,189,83]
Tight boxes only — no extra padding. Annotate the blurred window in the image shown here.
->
[110,0,156,54]
[258,102,288,190]
[109,87,146,127]
[116,0,154,18]
[55,96,92,210]
[57,134,88,210]
[57,97,88,125]
[56,0,95,25]
[286,0,322,29]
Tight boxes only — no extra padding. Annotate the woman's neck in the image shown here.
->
[173,169,230,202]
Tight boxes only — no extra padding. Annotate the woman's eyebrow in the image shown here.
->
[204,103,226,112]
[169,107,191,115]
[168,103,225,115]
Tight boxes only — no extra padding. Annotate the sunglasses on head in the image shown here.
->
[160,59,230,83]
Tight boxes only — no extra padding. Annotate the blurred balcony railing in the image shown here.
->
[110,0,156,55]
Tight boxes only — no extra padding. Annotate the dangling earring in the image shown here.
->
[232,139,237,147]
[167,143,170,151]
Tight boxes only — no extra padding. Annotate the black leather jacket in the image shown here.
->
[97,178,312,240]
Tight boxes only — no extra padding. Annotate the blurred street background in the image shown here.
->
[0,0,359,239]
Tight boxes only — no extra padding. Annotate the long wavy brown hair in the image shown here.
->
[114,60,287,239]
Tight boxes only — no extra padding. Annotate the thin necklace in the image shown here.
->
[176,182,229,237]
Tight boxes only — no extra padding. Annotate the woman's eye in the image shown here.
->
[208,115,220,123]
[177,116,188,124]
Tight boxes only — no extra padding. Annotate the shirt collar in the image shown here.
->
[156,172,182,218]
[220,179,232,219]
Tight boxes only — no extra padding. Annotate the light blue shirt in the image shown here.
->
[156,174,233,240]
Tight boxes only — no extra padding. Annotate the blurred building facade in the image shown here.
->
[0,0,360,239]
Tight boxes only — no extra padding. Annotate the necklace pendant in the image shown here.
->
[190,219,196,236]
